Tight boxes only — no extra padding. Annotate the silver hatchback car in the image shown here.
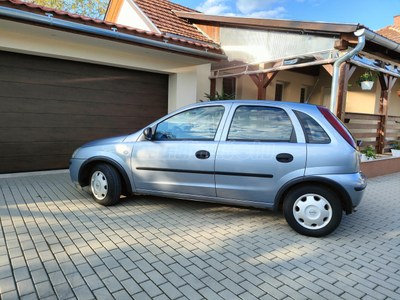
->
[70,101,366,237]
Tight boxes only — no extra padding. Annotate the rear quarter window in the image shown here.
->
[295,110,331,144]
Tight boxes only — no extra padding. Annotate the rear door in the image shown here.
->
[215,104,306,205]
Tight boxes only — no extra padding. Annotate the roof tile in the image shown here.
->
[376,25,400,44]
[133,0,215,44]
[0,0,221,51]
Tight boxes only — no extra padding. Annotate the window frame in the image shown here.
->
[226,105,297,143]
[153,105,226,141]
[294,110,331,144]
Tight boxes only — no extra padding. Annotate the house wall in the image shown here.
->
[0,19,211,113]
[235,70,315,102]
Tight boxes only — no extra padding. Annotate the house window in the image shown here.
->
[300,87,306,103]
[275,83,283,101]
[223,78,236,97]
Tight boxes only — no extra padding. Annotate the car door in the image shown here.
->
[131,104,230,197]
[215,104,306,205]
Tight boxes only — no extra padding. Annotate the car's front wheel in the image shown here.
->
[90,164,121,206]
[283,185,342,237]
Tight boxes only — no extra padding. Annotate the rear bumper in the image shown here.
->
[321,171,366,210]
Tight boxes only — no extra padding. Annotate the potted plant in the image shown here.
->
[391,140,400,157]
[356,70,378,90]
[361,145,376,161]
[397,89,400,97]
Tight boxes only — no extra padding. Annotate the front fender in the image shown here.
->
[79,156,135,194]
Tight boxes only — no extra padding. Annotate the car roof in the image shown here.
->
[192,100,320,111]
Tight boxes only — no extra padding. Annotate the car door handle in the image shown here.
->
[276,153,293,163]
[195,150,210,159]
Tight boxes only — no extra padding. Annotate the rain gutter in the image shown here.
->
[0,6,227,61]
[330,28,400,113]
[330,30,365,113]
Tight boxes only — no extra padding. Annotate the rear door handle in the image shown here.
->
[276,153,293,163]
[195,150,210,159]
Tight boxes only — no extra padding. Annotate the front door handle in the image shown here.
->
[195,150,210,159]
[276,153,293,163]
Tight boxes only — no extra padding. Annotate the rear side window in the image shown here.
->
[227,106,294,142]
[295,111,330,144]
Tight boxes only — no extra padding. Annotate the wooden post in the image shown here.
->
[210,78,216,98]
[210,71,217,98]
[377,74,397,154]
[336,63,356,120]
[248,69,278,100]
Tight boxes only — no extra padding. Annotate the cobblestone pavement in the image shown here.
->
[0,170,399,300]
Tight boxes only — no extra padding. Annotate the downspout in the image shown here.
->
[330,30,365,113]
[0,6,227,60]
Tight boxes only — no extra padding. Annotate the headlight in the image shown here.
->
[72,147,81,158]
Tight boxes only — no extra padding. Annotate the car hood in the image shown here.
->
[81,134,130,148]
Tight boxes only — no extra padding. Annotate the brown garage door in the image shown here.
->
[0,51,168,173]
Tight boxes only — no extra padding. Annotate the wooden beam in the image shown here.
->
[249,74,260,87]
[210,78,216,97]
[377,75,398,154]
[257,73,264,100]
[334,39,349,50]
[340,33,359,44]
[263,72,278,88]
[336,63,352,120]
[322,64,333,76]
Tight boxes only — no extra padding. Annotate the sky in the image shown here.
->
[172,0,400,31]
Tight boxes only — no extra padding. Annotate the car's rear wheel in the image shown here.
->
[90,164,121,206]
[283,185,342,237]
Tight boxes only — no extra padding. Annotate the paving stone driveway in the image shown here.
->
[0,170,399,300]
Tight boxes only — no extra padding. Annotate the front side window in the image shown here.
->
[227,106,294,142]
[154,106,225,140]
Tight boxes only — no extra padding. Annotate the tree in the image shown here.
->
[25,0,110,20]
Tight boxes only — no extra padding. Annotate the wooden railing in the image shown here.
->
[344,113,382,150]
[344,113,400,153]
[386,115,400,151]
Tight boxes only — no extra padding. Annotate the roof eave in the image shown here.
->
[173,11,361,34]
[0,3,226,61]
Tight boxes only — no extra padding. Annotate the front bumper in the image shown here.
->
[69,158,86,188]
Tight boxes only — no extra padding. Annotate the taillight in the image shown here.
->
[318,106,356,149]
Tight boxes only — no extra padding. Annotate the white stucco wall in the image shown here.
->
[0,19,211,113]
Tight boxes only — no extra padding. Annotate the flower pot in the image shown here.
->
[361,81,374,90]
[391,149,400,157]
[360,153,367,162]
[397,91,400,97]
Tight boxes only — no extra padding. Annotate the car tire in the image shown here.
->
[283,185,342,237]
[89,164,121,206]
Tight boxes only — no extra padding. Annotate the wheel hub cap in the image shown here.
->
[91,171,108,200]
[293,194,332,230]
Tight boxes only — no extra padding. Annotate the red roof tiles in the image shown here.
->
[0,0,221,52]
[133,0,214,44]
[376,25,400,44]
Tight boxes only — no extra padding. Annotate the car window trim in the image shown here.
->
[293,110,331,144]
[226,105,296,143]
[153,105,226,141]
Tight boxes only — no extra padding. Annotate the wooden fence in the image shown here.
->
[344,113,400,153]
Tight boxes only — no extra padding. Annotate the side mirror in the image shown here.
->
[143,127,153,140]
